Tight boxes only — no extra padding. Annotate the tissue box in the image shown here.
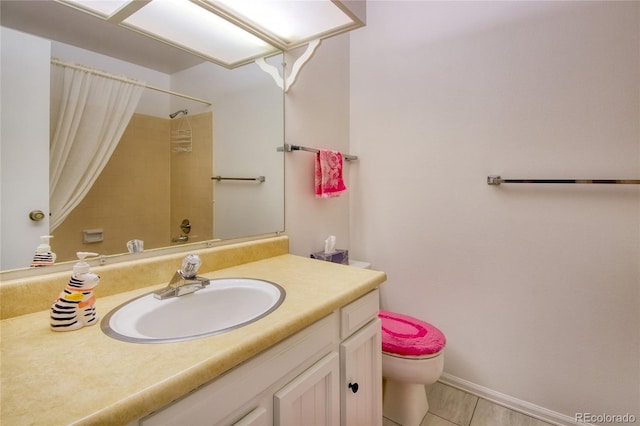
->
[310,249,349,265]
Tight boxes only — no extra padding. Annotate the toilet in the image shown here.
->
[379,310,446,426]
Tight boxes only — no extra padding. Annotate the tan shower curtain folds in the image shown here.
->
[49,63,144,231]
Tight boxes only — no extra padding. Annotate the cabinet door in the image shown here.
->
[274,352,340,426]
[340,319,382,426]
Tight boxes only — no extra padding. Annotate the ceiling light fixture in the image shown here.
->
[55,0,365,69]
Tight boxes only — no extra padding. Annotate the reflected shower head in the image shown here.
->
[169,109,188,119]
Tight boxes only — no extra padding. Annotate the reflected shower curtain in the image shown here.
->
[49,64,144,231]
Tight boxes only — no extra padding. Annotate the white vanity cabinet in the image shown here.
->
[139,289,381,426]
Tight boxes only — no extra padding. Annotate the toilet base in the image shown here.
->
[383,379,429,426]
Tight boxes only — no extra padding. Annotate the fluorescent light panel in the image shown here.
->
[57,0,360,67]
[122,0,275,65]
[206,0,355,45]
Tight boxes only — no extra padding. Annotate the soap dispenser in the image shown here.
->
[50,252,100,332]
[31,235,56,267]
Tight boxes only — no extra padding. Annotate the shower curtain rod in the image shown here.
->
[51,58,212,106]
[487,175,640,185]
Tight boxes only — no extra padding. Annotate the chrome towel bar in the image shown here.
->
[278,143,358,161]
[488,175,640,185]
[212,176,265,182]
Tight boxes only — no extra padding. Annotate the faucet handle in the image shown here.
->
[180,254,202,278]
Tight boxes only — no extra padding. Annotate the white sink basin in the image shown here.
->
[101,278,285,343]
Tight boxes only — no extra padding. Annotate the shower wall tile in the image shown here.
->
[54,114,171,261]
[54,111,213,263]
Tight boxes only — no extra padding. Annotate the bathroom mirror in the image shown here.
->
[0,1,285,271]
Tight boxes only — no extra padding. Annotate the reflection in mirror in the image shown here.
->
[0,9,285,272]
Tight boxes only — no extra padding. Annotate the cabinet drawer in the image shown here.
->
[340,289,379,339]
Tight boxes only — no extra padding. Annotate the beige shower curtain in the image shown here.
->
[49,63,144,231]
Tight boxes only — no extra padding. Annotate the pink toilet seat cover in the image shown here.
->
[379,310,446,356]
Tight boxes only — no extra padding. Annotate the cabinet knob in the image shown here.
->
[348,382,359,393]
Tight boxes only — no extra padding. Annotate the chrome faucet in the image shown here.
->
[153,254,210,300]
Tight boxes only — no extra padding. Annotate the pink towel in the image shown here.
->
[315,149,347,198]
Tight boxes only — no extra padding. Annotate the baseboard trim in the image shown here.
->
[438,373,594,426]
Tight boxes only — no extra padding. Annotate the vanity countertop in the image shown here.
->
[0,254,386,425]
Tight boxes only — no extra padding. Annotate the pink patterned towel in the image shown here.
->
[379,310,446,356]
[315,149,347,198]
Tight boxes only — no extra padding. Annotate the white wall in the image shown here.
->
[284,37,352,257]
[0,28,51,270]
[349,1,639,423]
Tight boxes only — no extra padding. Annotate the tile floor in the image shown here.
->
[383,382,555,426]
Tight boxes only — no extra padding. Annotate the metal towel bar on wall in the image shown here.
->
[278,143,358,161]
[212,176,265,182]
[487,175,640,185]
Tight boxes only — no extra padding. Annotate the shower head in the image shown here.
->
[169,109,188,119]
